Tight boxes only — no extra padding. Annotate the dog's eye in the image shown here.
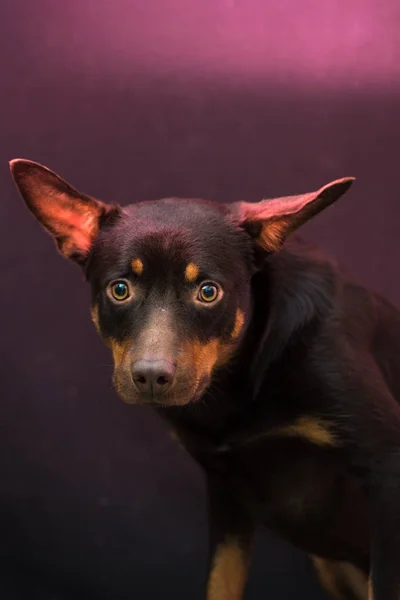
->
[198,283,219,303]
[110,281,130,302]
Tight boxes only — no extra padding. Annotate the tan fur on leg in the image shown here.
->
[207,538,249,600]
[312,556,368,600]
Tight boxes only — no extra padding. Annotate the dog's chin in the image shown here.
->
[113,375,210,407]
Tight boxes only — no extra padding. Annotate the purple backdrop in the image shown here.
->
[1,1,399,598]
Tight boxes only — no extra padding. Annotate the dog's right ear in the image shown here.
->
[10,159,121,265]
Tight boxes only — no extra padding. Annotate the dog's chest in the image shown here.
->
[192,436,368,561]
[235,439,341,516]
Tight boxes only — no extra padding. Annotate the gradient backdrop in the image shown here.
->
[1,1,400,598]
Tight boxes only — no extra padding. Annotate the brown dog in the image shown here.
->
[10,158,400,599]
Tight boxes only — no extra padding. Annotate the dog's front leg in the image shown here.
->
[206,473,255,600]
[369,451,400,600]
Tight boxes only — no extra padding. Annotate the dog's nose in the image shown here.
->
[131,358,176,395]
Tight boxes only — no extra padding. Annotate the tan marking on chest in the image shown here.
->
[246,416,337,447]
[274,416,337,446]
[131,258,143,275]
[185,262,199,282]
[207,538,248,600]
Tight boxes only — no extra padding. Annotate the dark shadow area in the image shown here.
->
[1,0,400,598]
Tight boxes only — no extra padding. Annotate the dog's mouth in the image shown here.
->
[112,371,211,407]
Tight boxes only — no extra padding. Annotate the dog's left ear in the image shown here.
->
[10,159,121,265]
[232,177,355,252]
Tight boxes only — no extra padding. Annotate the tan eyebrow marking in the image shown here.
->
[131,258,143,275]
[185,262,199,282]
[231,309,245,339]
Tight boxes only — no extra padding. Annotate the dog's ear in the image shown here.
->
[10,159,121,264]
[233,177,355,252]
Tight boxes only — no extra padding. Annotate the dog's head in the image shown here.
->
[10,159,354,407]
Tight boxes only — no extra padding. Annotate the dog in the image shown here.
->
[10,159,400,600]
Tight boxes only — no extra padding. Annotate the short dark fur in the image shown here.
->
[10,159,400,600]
